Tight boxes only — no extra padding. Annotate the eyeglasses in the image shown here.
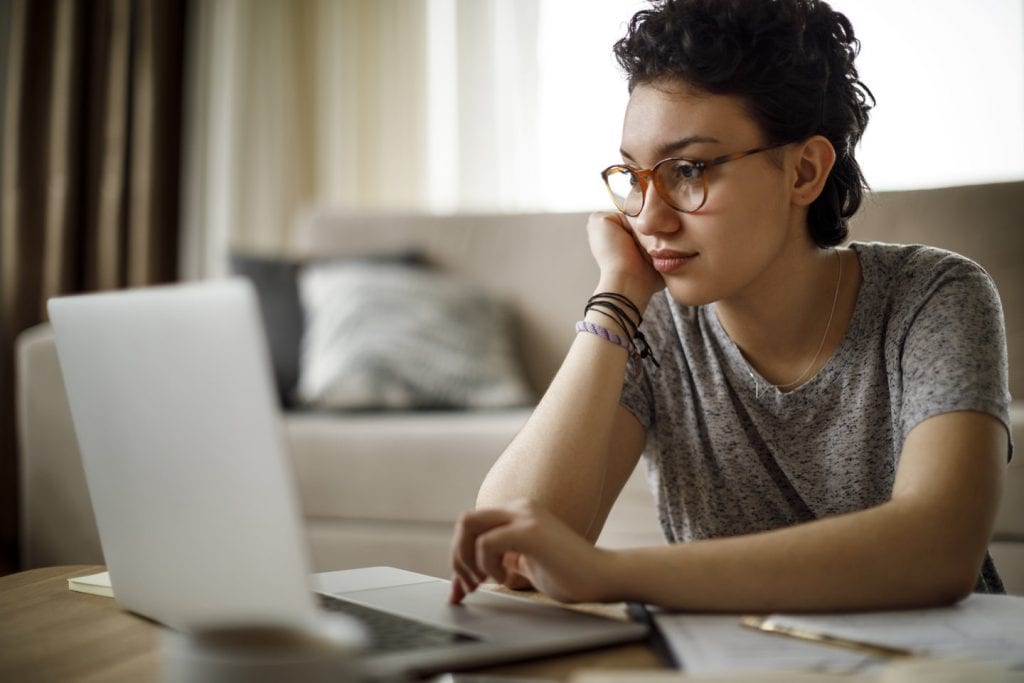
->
[600,143,790,217]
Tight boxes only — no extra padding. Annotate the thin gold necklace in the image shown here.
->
[750,248,842,398]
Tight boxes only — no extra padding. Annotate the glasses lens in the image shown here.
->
[604,167,644,216]
[655,159,704,213]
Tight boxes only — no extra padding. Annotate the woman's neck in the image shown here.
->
[715,244,860,390]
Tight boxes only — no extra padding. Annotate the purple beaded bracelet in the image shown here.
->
[575,320,642,376]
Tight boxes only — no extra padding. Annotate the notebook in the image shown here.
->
[47,278,647,678]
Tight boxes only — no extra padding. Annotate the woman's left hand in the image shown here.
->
[448,499,619,604]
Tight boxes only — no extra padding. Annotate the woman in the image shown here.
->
[449,0,1011,612]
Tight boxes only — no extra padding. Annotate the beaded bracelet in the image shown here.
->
[575,320,633,353]
[575,320,642,376]
[585,300,638,337]
[585,293,660,370]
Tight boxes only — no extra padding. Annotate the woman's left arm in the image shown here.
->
[603,409,1006,611]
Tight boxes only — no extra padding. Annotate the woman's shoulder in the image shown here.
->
[850,241,991,282]
[849,241,1001,328]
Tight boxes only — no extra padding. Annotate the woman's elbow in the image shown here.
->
[913,548,987,607]
[930,570,978,606]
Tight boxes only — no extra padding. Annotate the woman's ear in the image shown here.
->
[790,135,836,207]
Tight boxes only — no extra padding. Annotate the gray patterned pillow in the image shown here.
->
[296,260,534,410]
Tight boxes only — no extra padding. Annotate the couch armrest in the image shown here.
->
[16,323,103,568]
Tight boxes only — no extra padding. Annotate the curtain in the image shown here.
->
[179,0,540,280]
[0,0,186,572]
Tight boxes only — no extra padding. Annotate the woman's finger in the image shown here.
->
[448,573,471,602]
[501,552,533,588]
[451,555,479,597]
[474,515,541,587]
[476,531,513,585]
[452,507,518,584]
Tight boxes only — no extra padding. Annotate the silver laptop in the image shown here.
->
[47,279,647,678]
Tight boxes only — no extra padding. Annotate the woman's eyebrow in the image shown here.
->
[620,135,721,162]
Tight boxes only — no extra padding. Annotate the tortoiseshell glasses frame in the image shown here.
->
[600,142,792,217]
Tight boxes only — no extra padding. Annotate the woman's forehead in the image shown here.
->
[620,81,761,160]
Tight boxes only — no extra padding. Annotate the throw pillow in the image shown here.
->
[296,260,534,410]
[229,253,304,407]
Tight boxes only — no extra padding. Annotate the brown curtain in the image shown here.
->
[0,0,186,573]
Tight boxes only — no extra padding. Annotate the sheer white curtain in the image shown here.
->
[183,0,313,278]
[180,0,542,278]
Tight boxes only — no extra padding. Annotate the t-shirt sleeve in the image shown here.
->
[619,360,655,430]
[618,295,667,431]
[898,252,1012,454]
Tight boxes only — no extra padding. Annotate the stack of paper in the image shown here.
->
[754,594,1024,665]
[646,593,1024,675]
[570,658,1024,682]
[68,571,114,598]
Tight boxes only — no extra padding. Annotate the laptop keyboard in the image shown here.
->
[317,593,479,653]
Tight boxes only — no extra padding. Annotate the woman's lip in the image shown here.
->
[649,250,698,273]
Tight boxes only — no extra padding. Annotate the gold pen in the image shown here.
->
[739,615,918,659]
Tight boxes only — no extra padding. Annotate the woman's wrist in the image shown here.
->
[594,547,635,603]
[594,273,656,317]
[581,289,660,374]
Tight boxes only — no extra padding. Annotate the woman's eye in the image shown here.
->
[671,162,699,181]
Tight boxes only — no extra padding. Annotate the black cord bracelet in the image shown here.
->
[585,300,638,337]
[585,293,659,370]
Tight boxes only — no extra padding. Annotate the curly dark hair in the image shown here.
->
[613,0,874,247]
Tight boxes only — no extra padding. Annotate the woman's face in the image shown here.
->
[619,80,807,307]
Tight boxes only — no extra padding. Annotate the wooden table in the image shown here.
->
[0,566,663,682]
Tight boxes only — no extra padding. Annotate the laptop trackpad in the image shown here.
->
[334,580,631,643]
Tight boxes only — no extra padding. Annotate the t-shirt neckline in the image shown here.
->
[702,243,876,400]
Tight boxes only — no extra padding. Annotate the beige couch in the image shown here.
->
[17,181,1024,595]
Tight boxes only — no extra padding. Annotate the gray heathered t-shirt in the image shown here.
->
[620,242,1012,592]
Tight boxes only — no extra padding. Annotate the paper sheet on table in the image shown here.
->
[764,593,1024,665]
[570,658,1024,682]
[649,612,876,674]
[67,570,114,598]
[648,593,1024,675]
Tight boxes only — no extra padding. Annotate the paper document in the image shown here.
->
[646,593,1024,675]
[648,612,875,674]
[570,658,1024,682]
[759,593,1024,665]
[68,571,114,598]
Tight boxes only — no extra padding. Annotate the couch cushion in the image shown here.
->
[291,210,599,396]
[304,520,457,576]
[296,260,534,410]
[229,252,305,406]
[231,250,429,406]
[284,410,531,522]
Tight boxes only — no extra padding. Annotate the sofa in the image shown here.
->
[16,181,1024,595]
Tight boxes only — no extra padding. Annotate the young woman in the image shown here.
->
[449,0,1011,612]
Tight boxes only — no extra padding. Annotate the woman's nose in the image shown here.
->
[631,184,683,237]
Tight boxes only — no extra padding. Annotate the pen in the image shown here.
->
[739,615,918,659]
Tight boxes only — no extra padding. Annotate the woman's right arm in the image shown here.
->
[475,212,662,541]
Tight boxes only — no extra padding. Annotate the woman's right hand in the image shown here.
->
[449,500,621,605]
[586,212,663,309]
